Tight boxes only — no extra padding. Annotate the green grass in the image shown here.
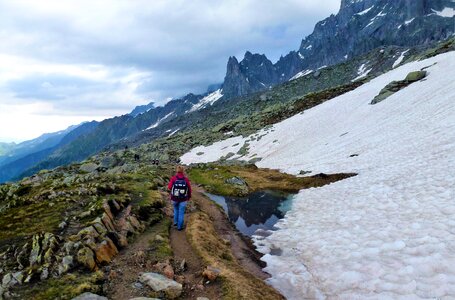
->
[14,271,104,300]
[188,166,241,196]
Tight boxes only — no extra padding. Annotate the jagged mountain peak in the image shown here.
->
[221,0,455,98]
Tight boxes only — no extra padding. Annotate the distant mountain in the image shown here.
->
[0,121,99,183]
[20,93,207,177]
[0,124,80,167]
[0,142,15,157]
[222,0,455,97]
[129,101,155,117]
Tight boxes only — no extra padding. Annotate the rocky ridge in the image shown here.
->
[222,0,455,97]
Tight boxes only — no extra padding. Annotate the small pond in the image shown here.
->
[205,190,295,236]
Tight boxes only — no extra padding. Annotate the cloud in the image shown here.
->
[0,0,341,142]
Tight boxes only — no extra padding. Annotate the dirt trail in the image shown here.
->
[169,225,222,299]
[105,192,222,300]
[105,225,160,300]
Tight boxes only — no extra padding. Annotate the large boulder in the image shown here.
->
[139,273,182,299]
[79,163,99,173]
[405,70,427,82]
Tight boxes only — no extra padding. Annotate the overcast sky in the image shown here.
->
[0,0,340,143]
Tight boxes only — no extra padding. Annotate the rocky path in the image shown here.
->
[169,223,221,299]
[104,191,222,300]
[104,223,163,300]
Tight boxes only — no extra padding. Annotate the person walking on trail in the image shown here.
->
[168,165,192,231]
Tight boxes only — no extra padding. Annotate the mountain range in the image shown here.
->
[1,0,455,183]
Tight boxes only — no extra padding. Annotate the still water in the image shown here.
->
[205,190,295,236]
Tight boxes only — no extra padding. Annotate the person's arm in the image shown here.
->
[167,176,175,191]
[185,177,192,199]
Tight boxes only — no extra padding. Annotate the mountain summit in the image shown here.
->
[222,0,455,97]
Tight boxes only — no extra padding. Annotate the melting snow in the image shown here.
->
[432,7,455,18]
[298,52,305,60]
[356,6,374,16]
[352,62,372,81]
[290,70,313,81]
[405,17,415,25]
[144,111,174,130]
[168,128,180,137]
[188,89,223,113]
[181,51,455,299]
[393,49,410,68]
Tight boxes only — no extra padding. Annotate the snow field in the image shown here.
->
[181,52,455,299]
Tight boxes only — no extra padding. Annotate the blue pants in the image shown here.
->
[173,201,187,230]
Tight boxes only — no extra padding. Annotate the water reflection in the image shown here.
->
[205,190,294,236]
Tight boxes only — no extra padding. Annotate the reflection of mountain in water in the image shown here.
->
[224,191,289,227]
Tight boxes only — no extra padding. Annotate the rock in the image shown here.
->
[79,163,99,173]
[77,247,97,271]
[58,256,74,275]
[197,298,210,300]
[78,226,100,239]
[155,234,164,242]
[405,70,427,82]
[179,259,187,272]
[1,272,23,288]
[299,170,312,175]
[225,176,247,186]
[139,273,182,299]
[29,234,42,267]
[132,282,143,289]
[59,221,68,230]
[40,267,49,281]
[94,238,118,265]
[202,266,221,281]
[163,264,174,279]
[79,210,92,219]
[71,292,108,300]
[128,298,161,300]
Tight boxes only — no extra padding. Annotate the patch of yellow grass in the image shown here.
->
[186,211,284,300]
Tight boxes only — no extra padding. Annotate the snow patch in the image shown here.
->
[432,7,455,18]
[352,62,372,81]
[188,89,223,113]
[168,128,180,137]
[356,6,374,15]
[181,52,455,299]
[405,17,415,25]
[290,70,313,81]
[393,49,410,68]
[144,112,174,131]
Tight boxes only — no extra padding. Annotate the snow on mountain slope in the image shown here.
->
[188,89,223,112]
[181,51,455,299]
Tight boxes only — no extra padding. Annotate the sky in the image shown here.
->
[0,0,340,143]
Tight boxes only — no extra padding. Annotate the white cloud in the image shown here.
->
[0,0,340,142]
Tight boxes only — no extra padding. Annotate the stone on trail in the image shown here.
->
[139,272,182,299]
[71,292,108,300]
[202,266,221,281]
[128,298,161,300]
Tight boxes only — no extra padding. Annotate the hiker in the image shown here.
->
[168,165,192,231]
